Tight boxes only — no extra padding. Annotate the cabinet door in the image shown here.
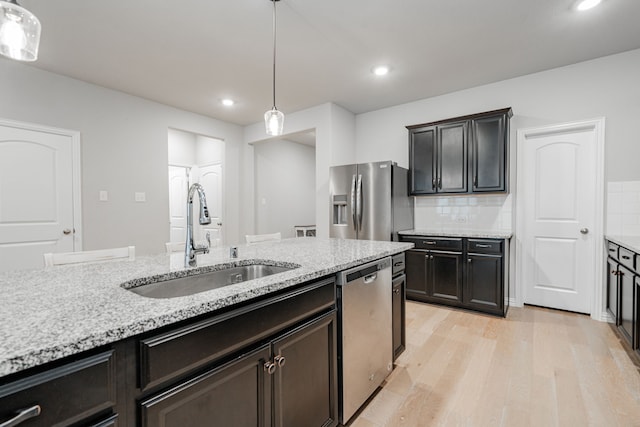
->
[471,114,507,192]
[619,265,635,344]
[405,250,428,299]
[607,258,619,324]
[140,345,272,427]
[465,254,504,315]
[428,251,463,304]
[392,274,406,360]
[409,127,436,194]
[272,312,338,427]
[437,122,467,193]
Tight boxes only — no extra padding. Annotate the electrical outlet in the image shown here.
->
[135,192,146,202]
[99,190,108,201]
[455,215,467,223]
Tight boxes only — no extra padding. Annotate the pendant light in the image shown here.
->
[0,0,41,61]
[264,0,284,136]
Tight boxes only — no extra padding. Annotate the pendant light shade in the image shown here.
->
[264,0,284,136]
[0,0,41,61]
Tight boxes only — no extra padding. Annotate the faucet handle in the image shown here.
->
[230,246,238,258]
[206,231,211,248]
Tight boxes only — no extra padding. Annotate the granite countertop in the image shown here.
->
[399,229,513,239]
[0,237,412,378]
[606,235,640,254]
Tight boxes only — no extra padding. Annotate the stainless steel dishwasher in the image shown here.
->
[337,256,393,424]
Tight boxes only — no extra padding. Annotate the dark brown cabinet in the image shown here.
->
[392,274,406,360]
[141,312,338,427]
[402,235,508,316]
[606,239,639,357]
[0,350,117,427]
[140,345,272,426]
[408,108,511,196]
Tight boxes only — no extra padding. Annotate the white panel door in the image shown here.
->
[199,163,223,247]
[168,166,189,245]
[520,125,597,313]
[0,125,75,272]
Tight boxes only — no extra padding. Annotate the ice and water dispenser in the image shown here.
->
[332,194,348,225]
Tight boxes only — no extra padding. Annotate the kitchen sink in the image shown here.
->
[125,263,298,299]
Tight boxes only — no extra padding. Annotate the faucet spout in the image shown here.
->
[185,183,211,267]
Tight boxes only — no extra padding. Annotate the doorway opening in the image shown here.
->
[253,130,316,238]
[168,128,225,250]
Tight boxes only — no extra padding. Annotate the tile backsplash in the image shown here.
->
[414,194,512,231]
[607,181,640,236]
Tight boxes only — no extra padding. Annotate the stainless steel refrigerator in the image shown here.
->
[329,161,414,241]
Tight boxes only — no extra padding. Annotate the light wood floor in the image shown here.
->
[350,302,640,427]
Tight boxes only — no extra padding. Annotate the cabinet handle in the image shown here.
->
[430,255,434,260]
[393,288,401,294]
[468,258,472,263]
[393,262,404,267]
[475,244,491,248]
[609,248,616,252]
[264,360,276,375]
[622,255,631,260]
[473,176,478,187]
[432,178,436,190]
[438,177,442,189]
[274,355,286,368]
[0,405,41,427]
[423,241,436,245]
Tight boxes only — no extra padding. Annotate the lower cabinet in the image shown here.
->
[392,274,406,360]
[140,312,338,427]
[0,350,117,427]
[464,253,503,316]
[402,236,508,316]
[606,239,639,358]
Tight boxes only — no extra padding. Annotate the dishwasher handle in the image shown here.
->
[363,273,377,284]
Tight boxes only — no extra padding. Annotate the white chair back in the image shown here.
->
[165,242,184,253]
[44,246,135,266]
[245,232,282,245]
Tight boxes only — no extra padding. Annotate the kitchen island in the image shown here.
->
[0,237,411,427]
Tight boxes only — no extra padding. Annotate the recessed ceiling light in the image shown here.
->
[372,65,390,76]
[576,0,601,11]
[221,99,234,106]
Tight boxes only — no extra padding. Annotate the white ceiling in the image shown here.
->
[20,0,640,126]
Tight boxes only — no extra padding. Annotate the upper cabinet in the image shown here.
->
[408,108,512,196]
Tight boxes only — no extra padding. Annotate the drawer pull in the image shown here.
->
[423,241,437,245]
[609,248,616,252]
[475,244,492,248]
[393,262,404,267]
[393,288,401,294]
[264,360,277,375]
[622,255,631,260]
[274,355,286,368]
[0,405,41,427]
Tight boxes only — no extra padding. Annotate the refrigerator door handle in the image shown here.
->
[350,174,357,232]
[356,174,363,232]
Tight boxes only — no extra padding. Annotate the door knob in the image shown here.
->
[580,228,589,234]
[63,229,72,235]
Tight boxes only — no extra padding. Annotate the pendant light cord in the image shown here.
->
[272,0,277,110]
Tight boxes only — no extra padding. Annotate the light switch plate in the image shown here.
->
[135,192,146,202]
[99,190,108,201]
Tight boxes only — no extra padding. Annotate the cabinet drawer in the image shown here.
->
[619,247,636,272]
[0,351,116,427]
[392,252,406,275]
[467,239,503,255]
[401,236,463,251]
[139,278,335,391]
[607,241,619,260]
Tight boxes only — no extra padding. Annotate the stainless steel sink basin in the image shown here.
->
[126,263,297,299]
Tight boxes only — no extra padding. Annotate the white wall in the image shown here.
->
[0,60,244,254]
[254,139,316,238]
[244,102,356,238]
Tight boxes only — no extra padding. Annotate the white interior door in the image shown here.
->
[168,166,189,245]
[199,163,223,247]
[518,122,601,314]
[0,122,78,272]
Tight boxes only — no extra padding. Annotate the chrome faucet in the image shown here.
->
[185,183,212,267]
